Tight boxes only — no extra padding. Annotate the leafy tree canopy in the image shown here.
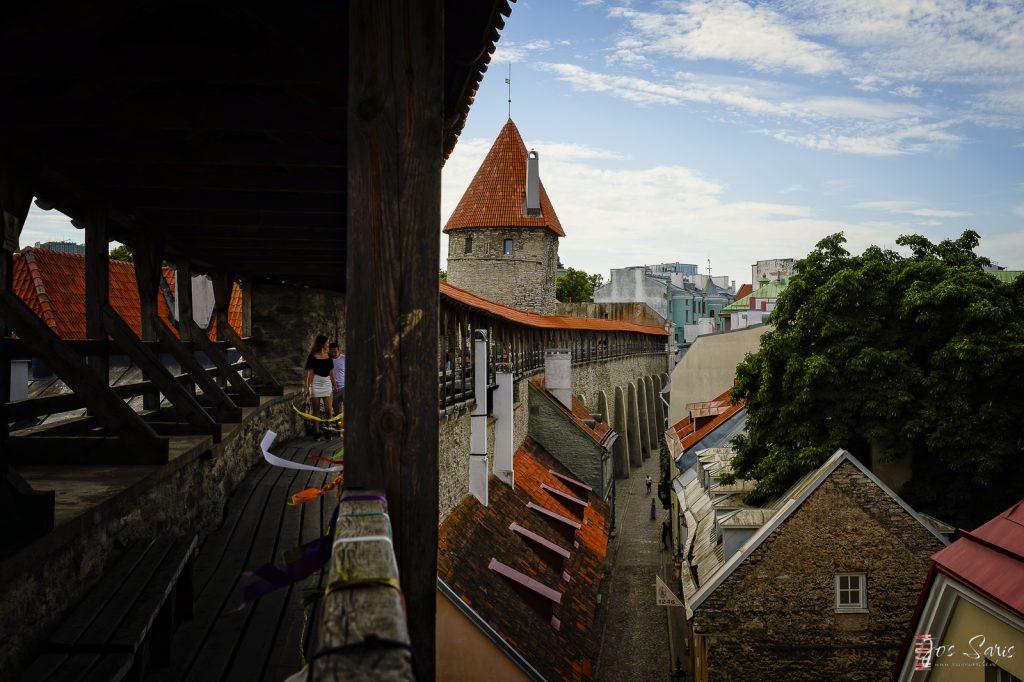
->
[439,269,447,283]
[109,244,133,262]
[556,267,597,303]
[729,230,1024,528]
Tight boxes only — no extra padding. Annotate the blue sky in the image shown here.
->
[441,0,1024,287]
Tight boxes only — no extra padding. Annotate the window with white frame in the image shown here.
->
[835,573,867,612]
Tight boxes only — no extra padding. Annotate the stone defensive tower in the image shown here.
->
[444,119,563,315]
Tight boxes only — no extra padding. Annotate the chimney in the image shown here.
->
[493,369,514,488]
[525,150,540,216]
[9,359,29,402]
[469,329,489,506]
[544,349,572,411]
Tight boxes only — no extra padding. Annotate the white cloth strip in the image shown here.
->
[261,430,344,472]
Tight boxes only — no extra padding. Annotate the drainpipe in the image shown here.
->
[469,329,489,506]
[493,367,514,488]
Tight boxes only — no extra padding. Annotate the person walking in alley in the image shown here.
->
[649,497,656,521]
[661,519,670,550]
[645,474,652,495]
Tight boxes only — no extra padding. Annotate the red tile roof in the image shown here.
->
[932,500,1024,617]
[441,281,668,336]
[438,436,609,681]
[444,119,565,237]
[11,247,241,341]
[669,387,745,451]
[735,283,753,300]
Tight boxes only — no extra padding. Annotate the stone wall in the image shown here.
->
[0,392,306,680]
[555,301,667,330]
[439,352,667,521]
[446,227,558,315]
[692,460,944,682]
[527,383,609,498]
[250,282,346,385]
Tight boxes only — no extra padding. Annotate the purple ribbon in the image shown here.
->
[241,502,340,606]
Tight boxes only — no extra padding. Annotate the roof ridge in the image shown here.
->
[21,248,62,335]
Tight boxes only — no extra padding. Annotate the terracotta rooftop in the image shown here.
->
[735,283,753,300]
[438,436,609,680]
[12,247,241,341]
[441,281,668,336]
[669,387,745,452]
[443,118,565,237]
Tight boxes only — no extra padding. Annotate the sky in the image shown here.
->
[440,0,1024,288]
[20,1,1024,290]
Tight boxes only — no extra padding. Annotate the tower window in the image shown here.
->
[504,238,513,255]
[464,236,472,254]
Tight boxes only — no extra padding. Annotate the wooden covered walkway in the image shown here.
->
[146,434,339,682]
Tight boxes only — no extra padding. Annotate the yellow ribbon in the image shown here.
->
[292,403,345,424]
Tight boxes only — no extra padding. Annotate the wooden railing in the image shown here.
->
[439,298,666,414]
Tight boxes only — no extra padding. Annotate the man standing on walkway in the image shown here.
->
[329,342,345,416]
[645,474,652,495]
[661,520,670,550]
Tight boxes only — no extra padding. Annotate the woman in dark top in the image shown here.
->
[304,334,338,441]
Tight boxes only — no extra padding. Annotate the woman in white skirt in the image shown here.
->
[304,334,338,441]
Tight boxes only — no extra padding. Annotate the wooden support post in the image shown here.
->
[132,236,164,410]
[189,320,260,407]
[217,323,282,395]
[102,305,220,440]
[348,1,441,676]
[154,316,241,422]
[84,206,110,381]
[210,271,231,343]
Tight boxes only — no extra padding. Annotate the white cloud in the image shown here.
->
[1013,204,1024,218]
[772,119,962,156]
[609,2,846,75]
[491,40,552,64]
[890,84,922,98]
[854,200,972,218]
[851,74,890,92]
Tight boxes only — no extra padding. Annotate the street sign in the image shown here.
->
[656,574,683,607]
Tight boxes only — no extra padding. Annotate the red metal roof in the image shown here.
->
[11,247,241,341]
[443,118,565,237]
[931,500,1024,617]
[735,283,753,300]
[669,387,744,451]
[441,281,668,336]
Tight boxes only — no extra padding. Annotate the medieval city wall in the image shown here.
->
[438,352,668,521]
[446,227,558,315]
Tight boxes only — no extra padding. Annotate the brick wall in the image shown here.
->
[691,460,944,681]
[446,227,558,315]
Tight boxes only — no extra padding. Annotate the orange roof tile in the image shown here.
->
[444,119,565,237]
[438,436,609,680]
[680,389,745,452]
[441,280,668,336]
[735,283,753,300]
[11,247,241,341]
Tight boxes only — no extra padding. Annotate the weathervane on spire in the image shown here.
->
[505,64,512,119]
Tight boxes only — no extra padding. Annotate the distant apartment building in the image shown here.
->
[33,240,84,255]
[751,257,795,285]
[722,276,789,330]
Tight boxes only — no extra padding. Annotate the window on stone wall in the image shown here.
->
[504,238,513,255]
[834,573,867,612]
[464,236,473,254]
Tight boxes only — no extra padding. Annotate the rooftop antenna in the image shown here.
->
[505,64,512,119]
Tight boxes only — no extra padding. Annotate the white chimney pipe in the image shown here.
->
[469,329,489,506]
[544,349,572,411]
[493,369,514,488]
[10,359,29,402]
[525,150,540,216]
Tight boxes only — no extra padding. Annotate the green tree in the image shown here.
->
[109,244,133,262]
[439,269,447,283]
[556,267,596,303]
[728,230,1024,528]
[587,272,604,291]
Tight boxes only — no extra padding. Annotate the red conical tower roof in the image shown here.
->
[444,119,565,237]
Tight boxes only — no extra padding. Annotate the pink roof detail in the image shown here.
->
[547,469,593,492]
[542,484,590,509]
[527,501,582,530]
[488,558,563,604]
[509,522,571,559]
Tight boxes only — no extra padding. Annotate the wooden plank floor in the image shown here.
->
[147,433,341,682]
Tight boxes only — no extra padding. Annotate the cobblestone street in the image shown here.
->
[596,450,676,681]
